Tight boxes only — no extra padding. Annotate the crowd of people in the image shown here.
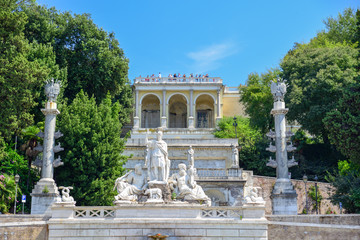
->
[138,72,213,82]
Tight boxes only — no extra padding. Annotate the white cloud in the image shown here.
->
[187,41,238,74]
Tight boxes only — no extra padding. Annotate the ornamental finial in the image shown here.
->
[44,78,61,102]
[270,78,287,102]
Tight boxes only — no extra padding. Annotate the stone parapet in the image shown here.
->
[48,204,268,239]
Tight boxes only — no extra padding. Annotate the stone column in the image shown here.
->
[133,89,140,129]
[267,80,297,215]
[161,90,167,128]
[31,79,63,215]
[41,104,60,179]
[216,89,222,126]
[188,89,194,129]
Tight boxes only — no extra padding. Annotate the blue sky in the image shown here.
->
[37,0,359,87]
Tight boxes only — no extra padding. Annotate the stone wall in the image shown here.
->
[266,215,360,240]
[0,215,48,240]
[252,175,340,215]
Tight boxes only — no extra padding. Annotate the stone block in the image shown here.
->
[142,228,175,236]
[77,229,110,237]
[109,228,143,236]
[240,229,267,237]
[175,228,206,236]
[51,206,74,218]
[272,193,297,215]
[94,238,125,240]
[49,229,76,237]
[206,228,239,237]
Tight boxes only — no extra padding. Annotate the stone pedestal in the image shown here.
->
[133,116,140,129]
[271,178,297,214]
[161,116,167,128]
[148,181,172,202]
[31,178,61,215]
[188,116,194,129]
[271,193,297,215]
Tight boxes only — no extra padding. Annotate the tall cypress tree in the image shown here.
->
[56,91,127,206]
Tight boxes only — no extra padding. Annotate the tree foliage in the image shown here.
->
[324,83,360,164]
[0,0,63,140]
[327,161,360,213]
[322,8,358,44]
[0,174,19,213]
[239,69,280,134]
[56,91,128,206]
[21,1,131,107]
[281,43,358,142]
[0,143,39,213]
[281,8,360,142]
[214,116,275,176]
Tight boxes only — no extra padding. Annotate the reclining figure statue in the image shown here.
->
[113,164,147,201]
[168,163,210,205]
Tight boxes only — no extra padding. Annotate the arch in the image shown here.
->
[141,94,160,128]
[140,93,161,105]
[166,92,189,105]
[168,94,188,128]
[195,94,215,128]
[193,93,216,105]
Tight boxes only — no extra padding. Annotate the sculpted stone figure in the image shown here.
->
[270,79,287,102]
[145,128,170,182]
[169,164,210,204]
[187,146,194,167]
[59,186,75,203]
[113,164,147,201]
[231,144,239,168]
[244,187,265,205]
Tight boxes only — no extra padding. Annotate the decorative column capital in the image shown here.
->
[270,108,289,115]
[41,108,60,115]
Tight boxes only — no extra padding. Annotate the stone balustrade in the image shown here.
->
[134,77,222,84]
[201,206,243,219]
[74,207,115,218]
[167,168,242,179]
[52,205,263,220]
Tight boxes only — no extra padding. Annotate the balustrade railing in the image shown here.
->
[71,206,242,219]
[201,207,243,219]
[169,168,242,179]
[74,207,115,218]
[134,77,222,84]
[195,168,242,179]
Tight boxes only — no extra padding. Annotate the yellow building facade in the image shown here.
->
[132,76,244,131]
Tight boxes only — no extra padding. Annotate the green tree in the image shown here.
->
[289,130,343,181]
[0,143,39,213]
[240,69,280,134]
[21,2,131,106]
[214,116,275,176]
[322,8,358,45]
[0,174,21,213]
[20,124,43,190]
[323,83,360,164]
[0,0,63,140]
[56,91,128,206]
[281,43,358,142]
[327,161,360,213]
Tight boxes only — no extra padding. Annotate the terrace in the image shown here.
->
[134,76,222,84]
